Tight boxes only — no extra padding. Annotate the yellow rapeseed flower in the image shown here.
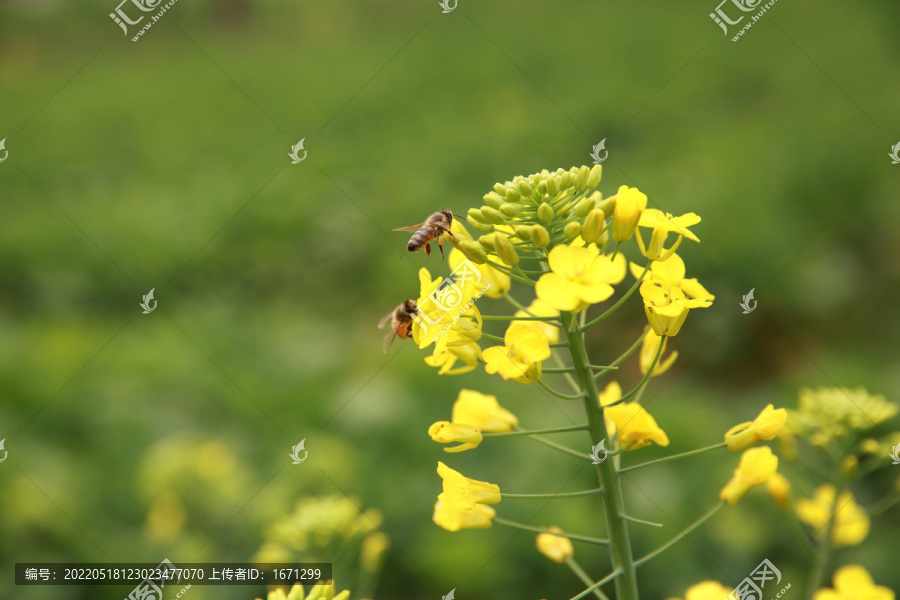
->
[598,382,670,450]
[428,422,483,453]
[535,243,627,312]
[765,472,792,510]
[514,298,561,344]
[611,185,648,242]
[796,485,870,547]
[449,246,510,299]
[451,389,518,432]
[535,526,574,564]
[640,328,677,376]
[813,565,894,600]
[725,404,788,452]
[433,496,495,531]
[635,209,701,261]
[667,580,734,600]
[424,326,482,376]
[483,322,550,383]
[640,281,712,337]
[630,253,715,303]
[437,461,501,510]
[719,446,779,505]
[257,583,350,600]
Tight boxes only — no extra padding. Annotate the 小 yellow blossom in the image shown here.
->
[635,208,701,261]
[630,253,715,303]
[428,422,483,453]
[796,485,870,547]
[451,389,518,432]
[483,322,550,383]
[535,526,574,564]
[667,580,734,600]
[719,446,779,505]
[433,495,495,531]
[514,298,561,344]
[437,461,501,510]
[257,582,350,600]
[640,281,712,337]
[725,404,788,452]
[765,472,792,510]
[813,564,894,600]
[535,243,627,312]
[611,185,648,242]
[598,381,670,450]
[640,328,677,376]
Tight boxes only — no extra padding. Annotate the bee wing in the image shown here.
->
[393,222,425,232]
[377,311,395,329]
[383,330,398,353]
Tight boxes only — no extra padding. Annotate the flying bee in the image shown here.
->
[378,299,419,353]
[394,209,461,259]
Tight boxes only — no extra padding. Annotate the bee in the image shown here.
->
[394,209,459,259]
[378,299,419,353]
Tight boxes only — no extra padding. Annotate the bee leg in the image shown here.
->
[438,236,446,259]
[424,243,431,259]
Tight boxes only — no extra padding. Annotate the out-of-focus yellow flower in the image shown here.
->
[437,461,501,509]
[635,209,702,261]
[788,387,898,443]
[360,531,390,573]
[598,382,670,450]
[514,298,561,343]
[629,253,715,303]
[451,389,518,432]
[428,422,483,453]
[640,328,677,376]
[535,243,627,312]
[144,493,186,544]
[483,322,550,383]
[611,185,648,242]
[796,485,870,547]
[640,281,712,337]
[433,496,495,531]
[720,446,779,505]
[765,472,792,510]
[257,583,350,600]
[725,404,788,452]
[813,565,894,600]
[535,526,574,564]
[667,580,734,600]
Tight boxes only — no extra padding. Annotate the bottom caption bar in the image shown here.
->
[16,560,332,586]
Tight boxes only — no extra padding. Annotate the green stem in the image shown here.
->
[483,424,589,438]
[582,260,651,331]
[493,518,609,546]
[596,331,647,381]
[480,315,560,322]
[634,501,725,567]
[562,311,639,600]
[501,488,604,499]
[620,514,663,527]
[543,367,576,373]
[536,379,586,400]
[618,442,728,473]
[552,350,582,393]
[569,569,623,600]
[603,337,664,408]
[566,558,610,600]
[529,434,593,461]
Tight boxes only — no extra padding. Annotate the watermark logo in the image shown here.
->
[0,138,8,163]
[439,0,457,13]
[414,259,490,343]
[289,139,307,164]
[442,588,456,600]
[110,0,181,42]
[890,443,900,465]
[590,139,608,164]
[289,439,308,464]
[889,142,900,165]
[0,439,7,464]
[727,559,789,600]
[125,558,184,600]
[590,439,608,464]
[710,0,778,41]
[740,288,757,314]
[140,288,157,314]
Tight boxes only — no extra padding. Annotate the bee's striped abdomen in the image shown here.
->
[407,226,434,252]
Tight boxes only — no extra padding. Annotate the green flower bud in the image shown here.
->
[546,177,560,198]
[458,240,488,264]
[559,172,573,190]
[564,221,582,239]
[499,203,519,217]
[493,183,508,195]
[483,191,504,209]
[530,224,550,248]
[582,208,606,244]
[494,234,520,266]
[517,179,533,197]
[467,216,494,233]
[537,202,554,223]
[574,165,591,191]
[478,233,497,252]
[597,196,616,216]
[514,225,532,240]
[505,187,522,203]
[537,180,548,196]
[480,206,506,225]
[574,195,596,218]
[468,207,489,224]
[588,164,602,188]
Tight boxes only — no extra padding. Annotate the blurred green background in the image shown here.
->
[2,0,899,598]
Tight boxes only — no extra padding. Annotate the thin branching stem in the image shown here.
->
[483,424,589,438]
[501,488,604,499]
[536,379,586,400]
[618,442,727,473]
[569,569,623,600]
[634,501,725,568]
[566,558,611,600]
[494,518,609,546]
[581,260,650,331]
[602,337,664,408]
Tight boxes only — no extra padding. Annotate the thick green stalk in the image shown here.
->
[561,311,639,600]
